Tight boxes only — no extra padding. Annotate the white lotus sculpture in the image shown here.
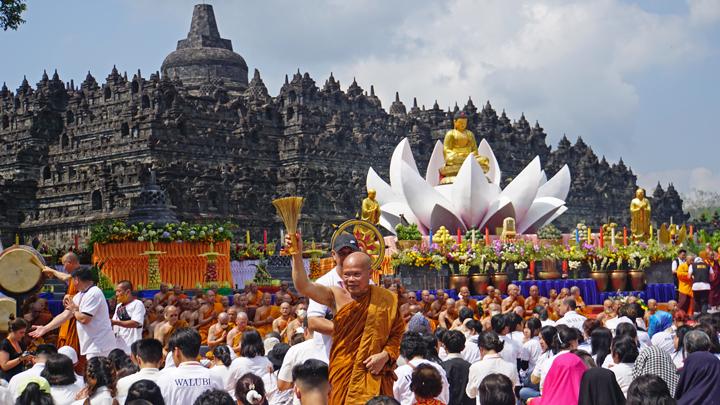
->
[367,138,571,236]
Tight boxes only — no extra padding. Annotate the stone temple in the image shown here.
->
[0,4,688,246]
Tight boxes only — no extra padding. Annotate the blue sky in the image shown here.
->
[1,0,718,194]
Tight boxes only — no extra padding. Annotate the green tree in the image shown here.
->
[1,0,26,31]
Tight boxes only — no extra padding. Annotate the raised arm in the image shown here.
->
[286,233,334,308]
[29,309,73,338]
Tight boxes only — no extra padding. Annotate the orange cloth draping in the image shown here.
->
[92,241,232,288]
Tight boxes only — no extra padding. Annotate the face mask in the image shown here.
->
[117,294,128,304]
[297,309,307,318]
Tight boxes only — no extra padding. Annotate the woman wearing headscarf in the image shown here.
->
[648,311,675,355]
[675,351,720,405]
[631,346,678,395]
[528,353,587,405]
[578,367,625,405]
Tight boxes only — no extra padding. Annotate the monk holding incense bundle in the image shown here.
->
[286,232,404,405]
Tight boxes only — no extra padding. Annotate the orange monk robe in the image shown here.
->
[213,295,224,314]
[329,286,404,405]
[198,307,214,344]
[57,279,86,374]
[574,296,588,317]
[248,290,263,306]
[524,297,540,318]
[255,306,278,337]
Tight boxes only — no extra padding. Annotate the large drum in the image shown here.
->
[0,245,46,296]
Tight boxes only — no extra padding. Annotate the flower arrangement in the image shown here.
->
[395,223,422,241]
[391,244,446,270]
[90,221,235,245]
[537,224,562,240]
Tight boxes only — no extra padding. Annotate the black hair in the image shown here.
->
[459,307,475,322]
[34,344,57,356]
[693,323,720,354]
[675,325,691,356]
[466,320,483,335]
[168,327,201,359]
[582,319,601,338]
[71,267,94,282]
[574,328,586,345]
[478,331,504,353]
[684,330,712,354]
[540,325,558,354]
[9,318,27,333]
[678,249,686,255]
[135,338,164,364]
[534,306,549,321]
[130,340,140,357]
[554,324,578,350]
[409,363,443,399]
[15,381,53,405]
[84,356,118,398]
[442,330,466,354]
[615,322,638,341]
[126,379,165,405]
[478,373,515,405]
[235,373,267,405]
[400,332,427,360]
[491,314,508,334]
[422,333,441,364]
[365,396,401,405]
[213,345,232,367]
[267,343,290,372]
[626,374,675,405]
[526,317,542,338]
[290,333,305,346]
[563,298,577,310]
[612,335,639,363]
[292,359,329,391]
[193,389,235,405]
[570,349,597,368]
[118,280,133,291]
[505,313,523,331]
[41,354,76,386]
[109,348,139,379]
[434,327,448,344]
[590,327,612,367]
[240,330,265,358]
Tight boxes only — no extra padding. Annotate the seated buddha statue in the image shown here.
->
[439,111,490,184]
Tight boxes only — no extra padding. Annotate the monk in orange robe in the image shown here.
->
[206,290,225,314]
[253,293,276,337]
[288,233,404,405]
[197,301,216,345]
[570,286,588,317]
[246,283,264,307]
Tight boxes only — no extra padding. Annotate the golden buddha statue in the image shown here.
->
[630,187,651,241]
[439,111,490,184]
[361,188,380,225]
[501,217,516,240]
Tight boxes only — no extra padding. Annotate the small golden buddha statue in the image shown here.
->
[630,187,651,241]
[439,111,490,184]
[501,217,516,240]
[361,188,380,225]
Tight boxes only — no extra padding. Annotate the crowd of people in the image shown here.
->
[0,238,717,405]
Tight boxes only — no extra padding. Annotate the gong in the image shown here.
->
[0,245,46,295]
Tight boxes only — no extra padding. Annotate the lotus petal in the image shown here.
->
[447,154,491,228]
[542,206,568,228]
[499,156,542,223]
[478,139,501,185]
[389,138,419,199]
[381,202,422,235]
[367,167,400,207]
[398,161,460,234]
[516,197,566,234]
[430,204,467,234]
[536,165,571,201]
[480,197,515,233]
[425,141,445,187]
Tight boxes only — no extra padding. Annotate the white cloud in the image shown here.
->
[637,167,720,194]
[688,0,720,25]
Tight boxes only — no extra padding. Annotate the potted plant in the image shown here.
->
[449,262,470,291]
[538,245,561,280]
[627,245,650,291]
[537,224,563,247]
[610,246,630,291]
[395,223,422,250]
[470,248,491,295]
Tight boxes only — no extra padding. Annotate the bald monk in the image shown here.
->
[197,300,217,344]
[524,285,541,317]
[206,312,230,349]
[288,233,404,405]
[438,298,458,329]
[253,293,276,337]
[153,283,171,306]
[502,284,525,314]
[570,286,588,316]
[154,305,188,352]
[226,312,252,355]
[272,302,293,341]
[246,282,264,307]
[458,286,479,315]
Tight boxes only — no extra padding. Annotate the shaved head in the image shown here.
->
[344,252,372,270]
[342,251,372,296]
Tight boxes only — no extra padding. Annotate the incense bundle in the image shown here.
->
[272,196,305,254]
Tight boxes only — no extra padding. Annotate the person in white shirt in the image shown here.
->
[490,314,521,365]
[8,344,56,400]
[226,330,273,398]
[57,346,84,383]
[111,281,146,353]
[41,354,84,405]
[466,331,519,405]
[116,338,163,404]
[30,268,117,359]
[207,345,232,391]
[71,356,117,405]
[556,298,587,332]
[609,335,639,396]
[393,332,450,405]
[277,326,328,404]
[156,328,223,404]
[530,325,579,392]
[291,359,330,405]
[523,318,543,376]
[306,234,361,359]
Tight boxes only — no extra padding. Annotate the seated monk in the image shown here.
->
[458,286,478,315]
[288,233,404,405]
[285,307,306,343]
[172,285,188,300]
[231,293,248,315]
[180,299,199,328]
[400,292,418,323]
[153,284,171,306]
[502,284,525,314]
[272,302,293,341]
[154,305,188,353]
[253,293,276,337]
[207,312,230,350]
[206,289,225,314]
[280,281,299,305]
[226,307,238,329]
[570,286,588,316]
[429,289,448,320]
[226,312,252,355]
[438,298,458,329]
[524,285,542,317]
[246,283,264,307]
[481,287,502,313]
[197,300,217,345]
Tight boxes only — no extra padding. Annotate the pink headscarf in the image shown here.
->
[532,353,587,405]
